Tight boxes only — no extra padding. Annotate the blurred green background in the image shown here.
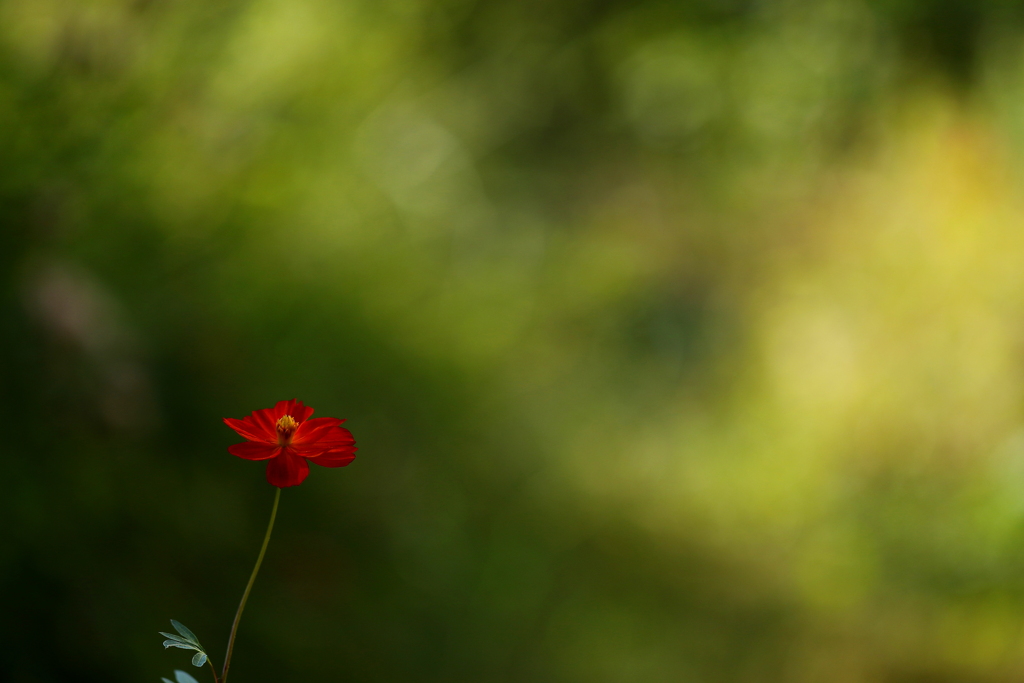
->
[11,1,1024,682]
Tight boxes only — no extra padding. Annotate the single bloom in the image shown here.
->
[224,399,356,487]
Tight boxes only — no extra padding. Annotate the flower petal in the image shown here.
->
[311,447,357,467]
[293,402,315,422]
[293,424,354,456]
[292,417,343,445]
[223,417,274,442]
[248,407,280,437]
[265,452,310,487]
[317,424,355,449]
[273,399,314,423]
[228,442,280,460]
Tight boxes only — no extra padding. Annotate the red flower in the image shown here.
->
[224,399,356,488]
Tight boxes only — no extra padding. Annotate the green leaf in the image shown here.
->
[174,670,200,683]
[191,652,207,667]
[162,678,174,683]
[159,632,192,644]
[170,620,201,646]
[163,640,198,651]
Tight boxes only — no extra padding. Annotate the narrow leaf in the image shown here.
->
[170,620,201,646]
[174,670,200,683]
[191,652,207,668]
[162,678,175,683]
[163,641,197,651]
[159,632,191,644]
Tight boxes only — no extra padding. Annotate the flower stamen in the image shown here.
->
[275,415,298,444]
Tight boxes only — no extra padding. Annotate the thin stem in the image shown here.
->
[207,656,220,683]
[221,487,281,683]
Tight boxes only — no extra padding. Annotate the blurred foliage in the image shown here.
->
[9,1,1024,682]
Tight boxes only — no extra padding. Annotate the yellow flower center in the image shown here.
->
[276,414,299,444]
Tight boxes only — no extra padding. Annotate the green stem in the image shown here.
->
[207,656,220,683]
[221,487,281,683]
